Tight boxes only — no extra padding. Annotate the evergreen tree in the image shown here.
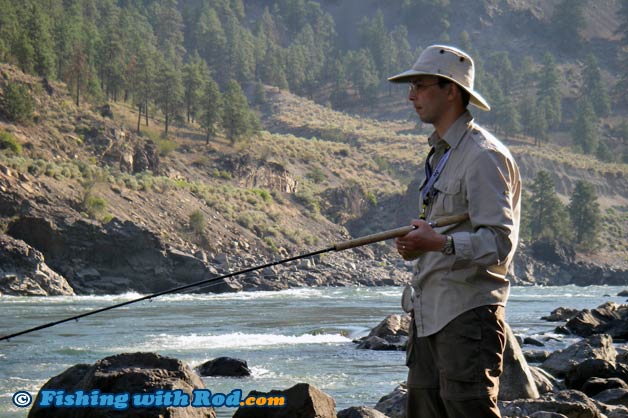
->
[0,0,18,62]
[223,79,258,144]
[616,2,628,107]
[195,6,227,83]
[358,10,392,86]
[529,170,570,241]
[183,52,205,123]
[538,52,562,129]
[572,97,598,154]
[487,51,515,95]
[25,3,56,78]
[595,139,613,163]
[582,54,610,117]
[550,0,585,54]
[530,97,549,146]
[154,59,184,136]
[347,49,379,101]
[200,75,223,144]
[568,180,600,246]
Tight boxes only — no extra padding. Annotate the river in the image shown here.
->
[1,285,626,417]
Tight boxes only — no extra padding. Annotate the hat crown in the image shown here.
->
[412,45,475,91]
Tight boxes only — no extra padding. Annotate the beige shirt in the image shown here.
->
[411,111,521,337]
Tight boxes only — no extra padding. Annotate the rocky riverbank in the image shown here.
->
[356,303,628,418]
[24,302,628,418]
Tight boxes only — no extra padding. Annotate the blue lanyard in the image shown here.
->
[420,146,452,217]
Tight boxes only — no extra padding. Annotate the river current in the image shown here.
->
[1,285,626,417]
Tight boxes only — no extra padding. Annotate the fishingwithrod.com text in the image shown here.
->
[12,389,286,410]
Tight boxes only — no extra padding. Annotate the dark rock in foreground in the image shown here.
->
[337,406,389,418]
[499,390,605,418]
[28,352,215,418]
[196,357,251,377]
[232,383,335,418]
[565,359,628,392]
[541,335,617,378]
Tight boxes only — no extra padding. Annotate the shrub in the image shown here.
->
[0,130,22,154]
[156,138,178,156]
[1,81,34,124]
[252,188,272,203]
[84,194,108,220]
[307,167,326,184]
[189,210,206,235]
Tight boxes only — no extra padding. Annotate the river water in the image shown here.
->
[1,285,626,417]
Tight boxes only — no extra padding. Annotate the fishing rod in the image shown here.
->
[0,213,469,342]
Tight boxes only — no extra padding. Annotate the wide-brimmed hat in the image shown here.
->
[388,45,490,111]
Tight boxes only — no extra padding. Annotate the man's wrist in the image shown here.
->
[441,235,455,255]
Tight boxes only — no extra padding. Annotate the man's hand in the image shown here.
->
[395,219,447,260]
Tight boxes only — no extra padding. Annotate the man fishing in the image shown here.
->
[389,45,521,418]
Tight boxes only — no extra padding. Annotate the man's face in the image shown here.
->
[407,75,449,125]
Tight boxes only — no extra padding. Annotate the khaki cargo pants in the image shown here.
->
[406,305,506,418]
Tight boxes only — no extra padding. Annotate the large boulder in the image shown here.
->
[564,359,628,391]
[499,323,540,400]
[542,307,580,322]
[561,303,628,340]
[374,385,406,418]
[582,378,628,397]
[530,366,563,395]
[196,357,251,377]
[498,390,604,418]
[0,234,74,295]
[232,383,336,418]
[355,314,410,351]
[28,352,215,418]
[541,335,617,378]
[592,388,628,408]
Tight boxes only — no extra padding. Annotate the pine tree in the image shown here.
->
[529,170,570,241]
[195,6,227,83]
[582,54,610,117]
[550,0,585,54]
[223,79,258,144]
[568,180,600,246]
[25,3,56,78]
[347,49,379,101]
[154,59,183,136]
[538,52,562,129]
[200,75,223,144]
[572,97,598,154]
[531,96,549,146]
[183,52,205,123]
[0,0,18,62]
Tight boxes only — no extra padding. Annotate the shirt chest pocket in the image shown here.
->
[433,178,467,216]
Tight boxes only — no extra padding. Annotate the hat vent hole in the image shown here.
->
[440,49,445,54]
[460,57,464,62]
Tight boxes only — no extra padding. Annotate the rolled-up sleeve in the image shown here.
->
[451,149,519,270]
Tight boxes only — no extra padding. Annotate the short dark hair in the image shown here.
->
[437,78,471,108]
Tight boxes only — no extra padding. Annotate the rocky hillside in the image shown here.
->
[0,64,626,296]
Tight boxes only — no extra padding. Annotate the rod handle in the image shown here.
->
[333,213,469,251]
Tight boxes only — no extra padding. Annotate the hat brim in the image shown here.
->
[388,70,491,112]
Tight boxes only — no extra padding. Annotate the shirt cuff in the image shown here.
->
[451,232,472,270]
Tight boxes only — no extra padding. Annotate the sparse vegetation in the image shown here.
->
[0,130,21,154]
[189,210,206,236]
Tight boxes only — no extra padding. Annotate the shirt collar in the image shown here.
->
[427,111,474,149]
